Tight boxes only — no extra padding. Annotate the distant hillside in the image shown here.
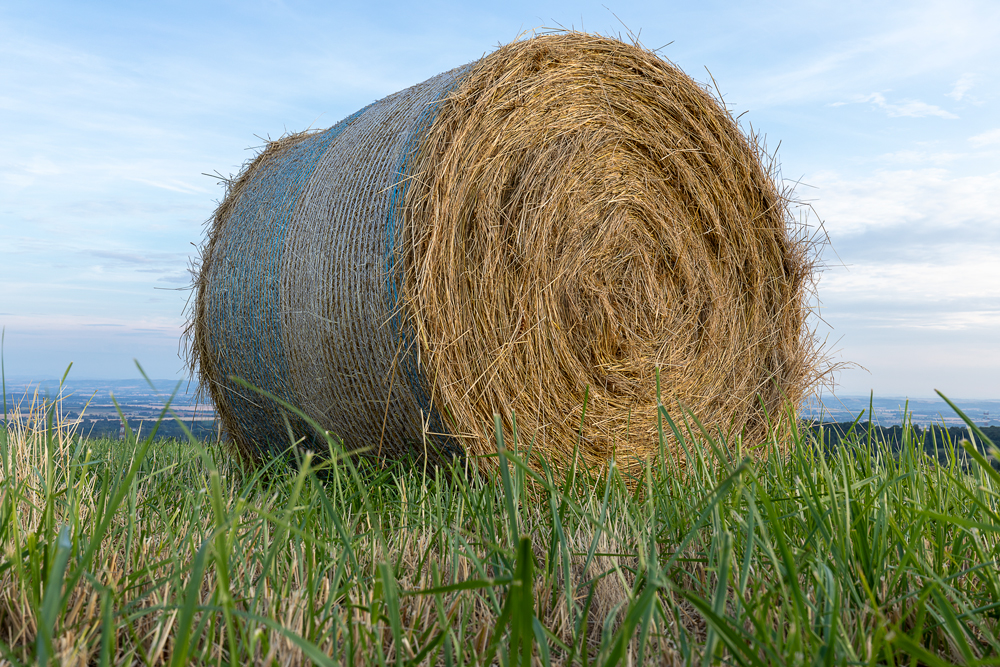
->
[811,421,1000,469]
[2,417,219,442]
[801,395,999,428]
[75,417,219,441]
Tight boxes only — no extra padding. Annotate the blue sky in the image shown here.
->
[1,0,998,398]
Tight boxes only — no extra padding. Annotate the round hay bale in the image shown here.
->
[191,32,817,472]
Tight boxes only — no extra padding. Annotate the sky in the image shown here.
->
[1,0,998,399]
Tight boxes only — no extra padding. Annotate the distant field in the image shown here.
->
[1,393,998,665]
[6,379,997,435]
[2,377,218,441]
[2,377,216,423]
[802,394,999,427]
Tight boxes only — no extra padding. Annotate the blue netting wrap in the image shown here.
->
[196,67,470,461]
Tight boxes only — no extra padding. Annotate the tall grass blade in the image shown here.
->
[169,537,212,667]
[378,563,405,665]
[36,525,71,666]
[495,412,520,545]
[486,535,536,666]
[702,530,732,666]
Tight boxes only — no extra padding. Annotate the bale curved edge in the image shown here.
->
[189,32,821,473]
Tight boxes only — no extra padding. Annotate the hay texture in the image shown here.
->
[192,32,816,472]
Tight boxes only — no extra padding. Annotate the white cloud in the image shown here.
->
[0,156,65,191]
[22,156,62,176]
[821,257,1000,305]
[816,258,1000,394]
[876,150,964,165]
[126,177,210,195]
[810,168,1000,236]
[970,128,1000,147]
[947,73,975,100]
[731,1,1000,108]
[89,250,187,266]
[826,336,1000,398]
[1,313,183,336]
[859,93,958,119]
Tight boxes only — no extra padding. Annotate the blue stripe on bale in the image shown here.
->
[385,67,471,456]
[207,109,366,457]
[199,66,474,463]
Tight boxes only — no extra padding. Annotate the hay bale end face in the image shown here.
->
[191,33,817,472]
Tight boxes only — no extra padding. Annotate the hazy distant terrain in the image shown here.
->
[801,394,998,427]
[2,377,217,439]
[3,379,996,441]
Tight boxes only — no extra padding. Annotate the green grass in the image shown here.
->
[1,384,999,665]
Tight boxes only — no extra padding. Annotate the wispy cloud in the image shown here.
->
[822,258,1000,304]
[857,93,957,119]
[728,1,1000,108]
[88,250,189,270]
[811,168,1000,236]
[2,313,183,334]
[90,251,159,265]
[126,177,210,195]
[970,128,1000,147]
[947,73,975,101]
[876,150,964,165]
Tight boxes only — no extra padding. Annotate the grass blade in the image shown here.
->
[36,525,72,666]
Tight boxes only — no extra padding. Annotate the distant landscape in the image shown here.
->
[2,378,996,442]
[1,377,217,440]
[800,393,998,427]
